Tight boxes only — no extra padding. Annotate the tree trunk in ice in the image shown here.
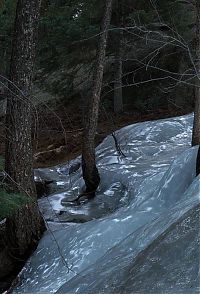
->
[3,0,44,269]
[82,0,113,194]
[196,143,200,176]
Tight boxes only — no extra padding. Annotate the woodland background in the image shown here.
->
[0,0,196,167]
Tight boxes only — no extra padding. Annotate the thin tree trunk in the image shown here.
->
[196,145,200,176]
[4,0,44,266]
[192,1,200,146]
[114,32,123,113]
[82,0,113,195]
[114,1,123,114]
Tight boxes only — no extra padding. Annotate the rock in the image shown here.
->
[35,179,53,198]
[69,162,81,175]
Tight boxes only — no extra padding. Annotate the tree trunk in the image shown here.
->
[196,145,200,176]
[3,0,44,273]
[192,1,200,146]
[114,32,123,113]
[114,0,123,114]
[82,0,113,194]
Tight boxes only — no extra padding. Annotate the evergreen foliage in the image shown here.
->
[0,0,16,74]
[0,188,32,221]
[0,0,194,76]
[0,156,31,221]
[0,0,195,107]
[0,157,30,221]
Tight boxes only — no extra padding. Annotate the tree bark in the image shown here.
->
[192,1,200,146]
[3,0,44,273]
[196,145,200,176]
[82,0,113,194]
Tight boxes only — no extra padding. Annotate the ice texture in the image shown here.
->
[13,114,200,294]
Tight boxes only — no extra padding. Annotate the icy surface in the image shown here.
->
[13,114,200,294]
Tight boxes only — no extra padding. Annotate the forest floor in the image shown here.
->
[0,100,190,168]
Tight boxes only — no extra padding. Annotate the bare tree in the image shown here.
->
[113,0,123,114]
[81,0,113,198]
[2,0,44,277]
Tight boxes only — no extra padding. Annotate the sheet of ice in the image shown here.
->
[12,114,200,294]
[38,114,194,222]
[56,176,200,294]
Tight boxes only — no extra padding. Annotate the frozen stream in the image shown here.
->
[13,114,200,293]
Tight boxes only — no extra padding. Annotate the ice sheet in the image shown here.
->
[13,114,200,294]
